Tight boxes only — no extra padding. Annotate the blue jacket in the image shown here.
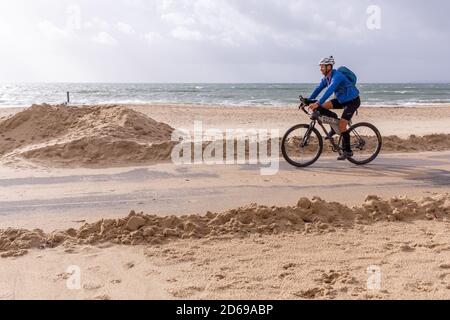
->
[309,69,360,106]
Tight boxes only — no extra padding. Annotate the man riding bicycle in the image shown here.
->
[308,56,361,160]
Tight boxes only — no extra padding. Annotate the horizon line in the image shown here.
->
[1,81,450,85]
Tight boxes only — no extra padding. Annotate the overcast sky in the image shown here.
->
[0,0,448,83]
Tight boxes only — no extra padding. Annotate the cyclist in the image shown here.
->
[307,56,361,160]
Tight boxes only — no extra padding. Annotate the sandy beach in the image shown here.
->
[0,103,449,300]
[3,103,450,138]
[129,103,450,138]
[1,0,450,306]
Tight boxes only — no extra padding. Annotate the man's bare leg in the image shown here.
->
[339,119,349,133]
[321,101,334,110]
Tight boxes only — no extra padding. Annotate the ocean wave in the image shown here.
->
[1,83,449,108]
[393,91,417,94]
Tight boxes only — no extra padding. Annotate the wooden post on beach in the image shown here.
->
[66,91,70,105]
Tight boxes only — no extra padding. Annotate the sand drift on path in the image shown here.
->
[0,104,449,167]
[1,194,449,258]
[0,104,175,167]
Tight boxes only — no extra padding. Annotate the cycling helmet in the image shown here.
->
[318,56,335,66]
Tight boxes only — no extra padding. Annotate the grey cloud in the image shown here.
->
[0,0,448,82]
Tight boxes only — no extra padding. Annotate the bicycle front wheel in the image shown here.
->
[281,124,323,167]
[345,122,382,165]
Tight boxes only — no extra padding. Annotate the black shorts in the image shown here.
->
[331,96,361,121]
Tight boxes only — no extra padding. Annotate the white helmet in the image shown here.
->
[318,56,335,66]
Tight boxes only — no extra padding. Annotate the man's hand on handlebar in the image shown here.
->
[298,95,318,115]
[309,102,320,111]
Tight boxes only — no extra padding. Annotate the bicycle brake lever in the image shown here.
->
[300,106,310,115]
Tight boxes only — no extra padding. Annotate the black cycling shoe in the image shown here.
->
[337,150,353,161]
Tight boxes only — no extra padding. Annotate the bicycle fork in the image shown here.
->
[300,123,314,148]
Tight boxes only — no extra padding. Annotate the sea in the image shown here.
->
[0,83,449,108]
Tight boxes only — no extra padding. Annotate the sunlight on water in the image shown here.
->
[0,83,449,108]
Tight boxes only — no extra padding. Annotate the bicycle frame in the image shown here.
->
[298,95,351,154]
[307,118,343,153]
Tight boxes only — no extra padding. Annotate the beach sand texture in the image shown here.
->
[0,104,449,168]
[0,103,449,300]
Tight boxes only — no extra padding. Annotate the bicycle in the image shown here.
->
[281,95,382,167]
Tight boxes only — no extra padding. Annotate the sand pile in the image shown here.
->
[1,193,449,258]
[0,104,176,167]
[382,134,450,152]
[160,133,450,162]
[283,134,450,156]
[0,105,448,168]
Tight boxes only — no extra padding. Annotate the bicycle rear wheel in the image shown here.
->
[345,122,382,165]
[281,124,323,167]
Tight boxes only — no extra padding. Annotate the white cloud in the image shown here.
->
[122,0,144,6]
[143,31,162,43]
[36,4,117,48]
[0,0,449,82]
[158,0,266,47]
[38,20,69,39]
[171,26,203,41]
[38,5,109,41]
[190,0,262,45]
[161,12,196,26]
[116,22,135,35]
[66,4,82,32]
[84,17,110,30]
[38,4,81,40]
[92,32,118,46]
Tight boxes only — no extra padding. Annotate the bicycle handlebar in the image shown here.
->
[298,95,316,116]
